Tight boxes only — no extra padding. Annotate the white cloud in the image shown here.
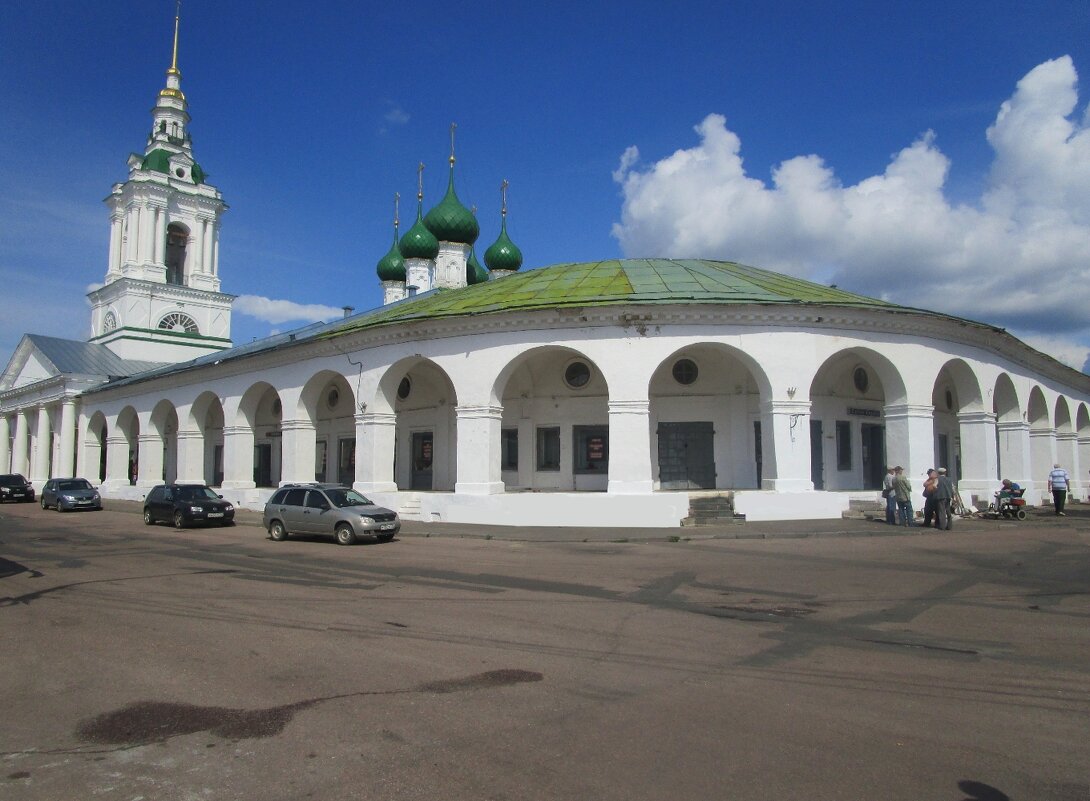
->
[233,295,344,325]
[1019,334,1090,372]
[384,106,410,126]
[612,56,1090,362]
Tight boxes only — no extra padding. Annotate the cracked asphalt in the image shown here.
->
[1,501,1088,800]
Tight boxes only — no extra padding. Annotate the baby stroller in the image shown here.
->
[988,488,1027,520]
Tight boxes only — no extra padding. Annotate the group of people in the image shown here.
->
[882,466,954,528]
[880,462,1076,526]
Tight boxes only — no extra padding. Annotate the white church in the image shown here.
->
[3,15,1089,527]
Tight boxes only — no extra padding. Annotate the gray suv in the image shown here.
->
[263,484,400,545]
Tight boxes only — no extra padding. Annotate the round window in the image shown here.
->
[327,388,340,409]
[175,168,185,177]
[564,361,591,389]
[672,358,698,386]
[397,377,411,400]
[853,367,869,393]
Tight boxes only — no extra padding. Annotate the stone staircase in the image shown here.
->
[842,497,884,520]
[682,493,746,526]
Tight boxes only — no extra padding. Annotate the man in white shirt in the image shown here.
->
[1047,463,1070,516]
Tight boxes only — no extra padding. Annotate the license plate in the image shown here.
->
[12,492,25,498]
[379,523,395,530]
[207,512,224,518]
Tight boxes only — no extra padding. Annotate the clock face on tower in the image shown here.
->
[102,311,118,334]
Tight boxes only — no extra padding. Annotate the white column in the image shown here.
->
[883,403,934,489]
[1029,427,1056,497]
[201,219,214,275]
[58,399,77,478]
[211,223,220,276]
[31,406,52,482]
[279,419,316,484]
[454,404,504,495]
[354,412,397,493]
[136,433,163,488]
[136,205,150,264]
[108,214,123,276]
[1057,432,1079,500]
[606,399,653,494]
[175,429,205,483]
[956,410,998,502]
[1077,436,1090,501]
[761,399,814,492]
[155,207,167,267]
[104,435,130,487]
[192,219,206,276]
[221,425,256,489]
[11,411,30,477]
[997,420,1032,498]
[0,415,10,473]
[75,412,90,480]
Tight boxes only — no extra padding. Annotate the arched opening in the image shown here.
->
[116,407,140,486]
[239,383,283,488]
[190,392,225,487]
[149,400,179,484]
[165,223,188,285]
[810,349,903,490]
[931,360,983,483]
[375,359,457,491]
[87,411,108,483]
[1027,386,1051,487]
[648,344,766,490]
[492,347,607,492]
[298,371,356,485]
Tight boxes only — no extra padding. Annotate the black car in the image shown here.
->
[143,484,235,528]
[41,478,102,511]
[0,473,35,503]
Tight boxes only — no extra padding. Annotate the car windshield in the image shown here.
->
[175,486,220,501]
[0,474,28,486]
[324,488,373,508]
[59,480,93,491]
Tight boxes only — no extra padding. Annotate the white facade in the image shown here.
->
[50,300,1090,526]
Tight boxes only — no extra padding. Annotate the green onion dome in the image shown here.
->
[376,227,406,282]
[466,248,490,285]
[399,199,439,261]
[423,162,480,245]
[484,216,523,272]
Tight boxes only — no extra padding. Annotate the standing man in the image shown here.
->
[1048,463,1070,516]
[934,467,954,530]
[922,469,938,527]
[883,466,897,524]
[893,466,914,526]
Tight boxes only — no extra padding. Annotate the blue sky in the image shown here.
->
[2,1,1089,368]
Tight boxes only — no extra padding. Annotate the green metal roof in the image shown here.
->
[423,164,479,245]
[483,217,523,272]
[331,258,896,338]
[140,148,204,184]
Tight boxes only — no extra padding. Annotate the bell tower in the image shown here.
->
[88,3,234,363]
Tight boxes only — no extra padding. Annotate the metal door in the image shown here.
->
[810,420,824,490]
[861,423,885,489]
[410,432,433,490]
[657,422,715,489]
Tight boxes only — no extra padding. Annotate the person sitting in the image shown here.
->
[997,478,1020,502]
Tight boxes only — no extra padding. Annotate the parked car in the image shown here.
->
[263,483,400,545]
[143,484,235,528]
[41,478,102,512]
[0,473,35,503]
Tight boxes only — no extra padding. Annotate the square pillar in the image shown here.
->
[58,399,77,478]
[883,403,935,488]
[279,419,316,485]
[454,405,505,495]
[956,410,998,500]
[354,412,397,493]
[221,425,256,489]
[761,399,814,492]
[607,400,653,494]
[0,415,11,473]
[175,430,206,483]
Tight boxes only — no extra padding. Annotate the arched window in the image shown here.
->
[165,223,187,285]
[101,311,117,334]
[158,312,199,334]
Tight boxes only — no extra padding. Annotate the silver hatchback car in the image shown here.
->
[41,478,103,512]
[263,484,400,545]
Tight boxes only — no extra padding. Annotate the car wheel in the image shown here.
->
[335,523,356,546]
[41,497,48,510]
[173,511,187,529]
[269,520,288,541]
[143,509,154,525]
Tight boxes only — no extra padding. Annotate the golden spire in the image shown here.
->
[168,0,182,76]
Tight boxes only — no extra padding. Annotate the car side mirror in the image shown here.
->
[217,494,224,499]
